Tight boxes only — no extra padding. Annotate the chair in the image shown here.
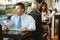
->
[28,11,44,40]
[42,24,51,40]
[0,24,3,40]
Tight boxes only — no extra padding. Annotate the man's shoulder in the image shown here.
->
[25,14,34,19]
[29,10,41,15]
[11,14,17,17]
[25,14,32,17]
[11,14,17,19]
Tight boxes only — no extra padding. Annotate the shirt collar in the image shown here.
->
[16,13,25,19]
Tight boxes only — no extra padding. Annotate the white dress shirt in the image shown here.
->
[41,10,50,22]
[7,14,36,31]
[55,0,60,14]
[41,10,55,22]
[55,0,60,11]
[49,11,55,18]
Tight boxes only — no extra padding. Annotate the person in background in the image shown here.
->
[1,16,11,40]
[3,2,36,40]
[2,16,11,28]
[55,0,60,40]
[39,2,51,28]
[39,2,51,40]
[39,2,57,29]
[28,2,43,40]
[26,3,32,14]
[31,2,40,13]
[39,2,56,40]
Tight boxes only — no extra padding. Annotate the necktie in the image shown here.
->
[18,17,21,28]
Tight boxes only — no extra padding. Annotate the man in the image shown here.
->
[55,0,60,40]
[28,2,44,40]
[4,2,36,40]
[26,3,32,14]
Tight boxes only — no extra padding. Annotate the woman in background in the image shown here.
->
[39,2,52,40]
[39,2,56,40]
[39,2,51,29]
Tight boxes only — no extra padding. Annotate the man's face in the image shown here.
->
[16,5,24,16]
[27,6,32,12]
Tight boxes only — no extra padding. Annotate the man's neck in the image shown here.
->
[18,13,24,16]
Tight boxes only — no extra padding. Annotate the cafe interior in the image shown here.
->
[0,0,59,40]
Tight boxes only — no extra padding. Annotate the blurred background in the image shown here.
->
[0,0,59,40]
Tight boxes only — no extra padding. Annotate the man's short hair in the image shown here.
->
[16,2,25,10]
[27,3,31,7]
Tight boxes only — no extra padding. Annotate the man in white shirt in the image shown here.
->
[3,2,36,40]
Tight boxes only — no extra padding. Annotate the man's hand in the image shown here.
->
[4,26,9,31]
[20,27,28,31]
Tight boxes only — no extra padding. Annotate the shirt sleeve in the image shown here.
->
[1,20,14,30]
[49,11,55,18]
[27,16,36,31]
[7,21,14,27]
[7,16,14,27]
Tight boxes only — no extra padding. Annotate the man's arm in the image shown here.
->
[3,16,14,30]
[27,17,36,31]
[20,16,36,31]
